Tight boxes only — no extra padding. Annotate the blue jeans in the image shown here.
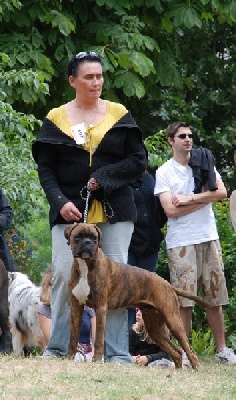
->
[127,251,158,330]
[97,222,134,363]
[43,224,73,357]
[44,221,134,364]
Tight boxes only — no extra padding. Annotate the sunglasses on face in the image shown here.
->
[176,133,193,140]
[75,51,99,60]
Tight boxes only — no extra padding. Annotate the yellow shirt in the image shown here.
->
[47,101,127,223]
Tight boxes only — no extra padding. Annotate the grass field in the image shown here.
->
[0,355,236,399]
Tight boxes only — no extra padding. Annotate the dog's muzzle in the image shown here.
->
[73,238,96,259]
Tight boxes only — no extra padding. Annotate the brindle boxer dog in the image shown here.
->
[66,223,210,369]
[0,258,12,354]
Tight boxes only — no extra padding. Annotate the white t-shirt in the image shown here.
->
[154,158,219,249]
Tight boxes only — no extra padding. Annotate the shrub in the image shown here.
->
[191,328,215,356]
[8,205,51,284]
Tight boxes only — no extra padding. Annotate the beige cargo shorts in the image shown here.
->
[167,240,229,307]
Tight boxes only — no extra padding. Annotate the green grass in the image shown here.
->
[0,355,236,399]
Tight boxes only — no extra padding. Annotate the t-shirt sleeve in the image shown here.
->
[86,307,96,318]
[154,167,171,196]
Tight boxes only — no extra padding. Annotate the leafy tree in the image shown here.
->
[0,0,235,255]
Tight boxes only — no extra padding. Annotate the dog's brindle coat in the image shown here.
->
[0,259,12,354]
[66,223,210,369]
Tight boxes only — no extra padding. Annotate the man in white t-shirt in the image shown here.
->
[154,121,236,365]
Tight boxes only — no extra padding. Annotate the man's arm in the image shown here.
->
[159,177,226,219]
[159,191,205,218]
[172,177,226,207]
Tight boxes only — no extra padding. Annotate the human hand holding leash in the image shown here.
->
[88,178,100,192]
[60,202,82,222]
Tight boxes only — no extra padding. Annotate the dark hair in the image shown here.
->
[67,51,103,78]
[166,121,191,139]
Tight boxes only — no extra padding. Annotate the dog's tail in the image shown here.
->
[174,288,210,308]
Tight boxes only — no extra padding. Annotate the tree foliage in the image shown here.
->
[0,0,235,226]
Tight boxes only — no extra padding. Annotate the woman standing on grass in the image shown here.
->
[32,51,147,362]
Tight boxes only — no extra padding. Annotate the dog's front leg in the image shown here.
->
[93,306,107,362]
[68,295,83,359]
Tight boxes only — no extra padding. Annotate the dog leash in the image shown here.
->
[80,181,91,223]
[80,181,114,223]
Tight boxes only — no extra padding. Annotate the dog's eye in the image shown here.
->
[92,235,97,242]
[74,234,83,242]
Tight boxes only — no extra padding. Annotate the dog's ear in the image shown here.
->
[64,223,77,245]
[94,224,102,247]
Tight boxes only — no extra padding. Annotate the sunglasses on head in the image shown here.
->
[176,133,193,140]
[75,51,99,60]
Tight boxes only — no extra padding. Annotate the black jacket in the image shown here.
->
[32,111,147,228]
[128,172,166,256]
[189,147,217,194]
[129,328,169,364]
[0,188,15,272]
